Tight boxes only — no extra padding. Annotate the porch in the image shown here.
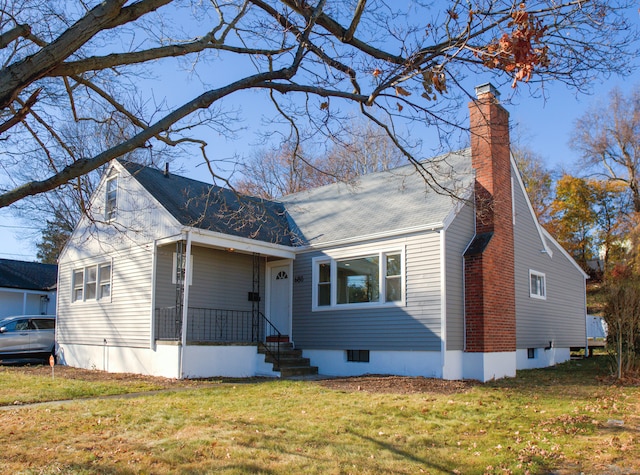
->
[154,306,317,377]
[151,234,316,377]
[154,305,283,344]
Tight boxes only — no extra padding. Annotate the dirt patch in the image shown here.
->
[318,375,478,394]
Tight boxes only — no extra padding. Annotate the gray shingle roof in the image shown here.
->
[0,259,58,291]
[120,150,473,248]
[280,150,473,245]
[120,161,295,246]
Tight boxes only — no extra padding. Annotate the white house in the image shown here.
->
[0,258,57,318]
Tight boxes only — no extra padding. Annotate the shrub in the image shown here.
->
[603,278,640,378]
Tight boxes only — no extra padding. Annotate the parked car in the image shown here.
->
[0,315,56,361]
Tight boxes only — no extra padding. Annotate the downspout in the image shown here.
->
[179,230,192,379]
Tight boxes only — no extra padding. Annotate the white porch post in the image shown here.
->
[179,231,193,377]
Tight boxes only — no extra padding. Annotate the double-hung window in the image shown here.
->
[99,264,111,299]
[85,266,97,300]
[72,270,84,302]
[529,270,546,300]
[317,262,331,306]
[313,250,404,310]
[71,262,112,302]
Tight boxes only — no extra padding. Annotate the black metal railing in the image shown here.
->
[155,306,182,341]
[260,312,282,370]
[154,306,283,368]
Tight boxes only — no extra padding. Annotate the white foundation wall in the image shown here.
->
[303,349,443,378]
[58,342,181,379]
[442,350,464,380]
[462,351,517,382]
[181,345,279,379]
[516,347,571,370]
[59,343,280,379]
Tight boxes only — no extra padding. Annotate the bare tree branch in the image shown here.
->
[0,0,638,215]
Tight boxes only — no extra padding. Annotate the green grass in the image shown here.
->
[0,365,208,405]
[1,357,638,474]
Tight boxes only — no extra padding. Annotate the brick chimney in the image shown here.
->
[464,83,516,353]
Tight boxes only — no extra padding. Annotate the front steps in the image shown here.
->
[259,338,318,378]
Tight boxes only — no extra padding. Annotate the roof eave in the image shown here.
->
[294,221,446,252]
[155,227,297,259]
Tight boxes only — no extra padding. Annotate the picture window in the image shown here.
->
[313,250,404,310]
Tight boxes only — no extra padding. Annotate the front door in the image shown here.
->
[269,264,291,336]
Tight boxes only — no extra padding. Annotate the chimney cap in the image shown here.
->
[475,83,500,99]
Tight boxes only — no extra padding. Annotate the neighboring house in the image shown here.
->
[56,84,588,381]
[0,258,57,318]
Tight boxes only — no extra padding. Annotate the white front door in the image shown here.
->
[269,264,291,336]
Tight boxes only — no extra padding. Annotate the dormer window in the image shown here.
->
[105,174,118,221]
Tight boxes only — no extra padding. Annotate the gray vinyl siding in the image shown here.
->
[291,232,443,351]
[57,245,154,348]
[512,165,586,348]
[155,245,265,313]
[444,202,475,351]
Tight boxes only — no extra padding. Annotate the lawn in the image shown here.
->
[1,356,638,474]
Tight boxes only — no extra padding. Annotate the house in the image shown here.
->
[0,258,57,318]
[56,84,588,381]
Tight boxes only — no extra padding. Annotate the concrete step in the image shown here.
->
[279,365,319,378]
[259,342,295,353]
[258,341,317,377]
[270,356,311,367]
[258,345,302,356]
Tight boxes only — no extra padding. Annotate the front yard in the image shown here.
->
[1,356,638,474]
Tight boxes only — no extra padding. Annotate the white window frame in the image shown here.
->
[172,253,193,285]
[105,175,118,221]
[98,263,112,301]
[72,269,84,302]
[529,269,546,300]
[71,262,113,303]
[312,248,405,311]
[85,266,97,300]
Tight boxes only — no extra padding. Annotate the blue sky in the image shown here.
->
[0,75,632,261]
[1,3,639,262]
